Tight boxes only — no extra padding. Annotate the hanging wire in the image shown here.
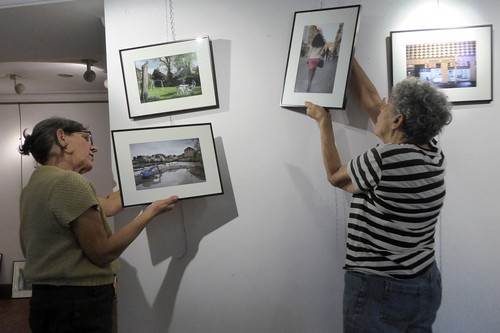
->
[334,188,341,251]
[334,187,347,253]
[164,0,177,125]
[177,200,188,259]
[164,0,176,41]
[18,103,23,190]
[169,0,176,41]
[164,0,169,41]
[438,213,443,271]
[164,0,185,257]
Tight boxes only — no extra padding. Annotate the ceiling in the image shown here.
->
[0,0,108,103]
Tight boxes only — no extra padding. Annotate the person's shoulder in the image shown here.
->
[38,165,82,178]
[39,166,91,187]
[376,143,415,151]
[33,165,66,180]
[372,143,416,158]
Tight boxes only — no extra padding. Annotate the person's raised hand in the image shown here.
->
[305,101,330,122]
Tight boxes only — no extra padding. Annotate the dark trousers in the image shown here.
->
[30,284,114,333]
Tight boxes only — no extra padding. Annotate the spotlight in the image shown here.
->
[82,59,97,82]
[10,74,25,95]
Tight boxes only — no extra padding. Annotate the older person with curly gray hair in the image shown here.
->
[305,58,452,333]
[390,76,452,144]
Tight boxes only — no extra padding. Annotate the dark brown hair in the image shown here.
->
[19,117,87,165]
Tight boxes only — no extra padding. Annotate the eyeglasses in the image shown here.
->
[78,130,94,146]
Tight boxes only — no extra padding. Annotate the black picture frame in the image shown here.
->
[391,25,493,104]
[112,123,223,207]
[120,36,219,118]
[281,5,361,109]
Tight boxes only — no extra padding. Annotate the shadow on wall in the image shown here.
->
[115,137,238,332]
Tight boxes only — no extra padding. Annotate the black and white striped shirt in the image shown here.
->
[345,139,446,279]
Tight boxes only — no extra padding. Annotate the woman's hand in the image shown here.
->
[305,101,330,123]
[143,195,179,219]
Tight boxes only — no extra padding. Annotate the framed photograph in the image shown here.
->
[120,36,218,118]
[281,5,361,109]
[112,123,223,207]
[12,261,32,298]
[391,25,492,104]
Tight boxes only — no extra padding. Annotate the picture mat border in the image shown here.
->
[281,5,361,109]
[391,25,492,104]
[112,123,223,207]
[12,260,32,298]
[120,36,218,118]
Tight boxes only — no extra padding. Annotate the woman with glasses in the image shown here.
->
[305,58,452,333]
[18,117,179,333]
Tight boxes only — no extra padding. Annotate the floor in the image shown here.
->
[0,298,30,333]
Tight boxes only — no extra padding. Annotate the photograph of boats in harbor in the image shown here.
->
[112,123,223,207]
[130,138,206,191]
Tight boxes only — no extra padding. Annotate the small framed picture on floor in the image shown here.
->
[12,261,32,298]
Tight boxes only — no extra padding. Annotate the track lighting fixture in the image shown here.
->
[82,59,97,82]
[10,74,25,95]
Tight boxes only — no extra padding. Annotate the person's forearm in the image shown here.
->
[99,191,123,217]
[73,208,154,268]
[350,58,382,123]
[317,113,342,184]
[101,210,155,265]
[74,196,179,268]
[101,198,177,265]
[306,101,355,191]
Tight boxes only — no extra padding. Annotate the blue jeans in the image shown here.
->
[343,263,442,333]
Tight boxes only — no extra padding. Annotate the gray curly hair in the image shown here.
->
[390,77,452,144]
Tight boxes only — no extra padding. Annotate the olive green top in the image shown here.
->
[20,165,118,286]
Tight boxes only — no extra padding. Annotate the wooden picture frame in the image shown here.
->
[112,123,223,207]
[391,25,493,104]
[120,36,219,118]
[281,5,361,109]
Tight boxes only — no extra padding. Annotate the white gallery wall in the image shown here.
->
[0,104,23,286]
[104,0,500,332]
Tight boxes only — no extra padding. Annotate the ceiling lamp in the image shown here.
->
[10,74,25,94]
[82,59,97,82]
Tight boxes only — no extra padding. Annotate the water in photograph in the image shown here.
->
[135,161,205,190]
